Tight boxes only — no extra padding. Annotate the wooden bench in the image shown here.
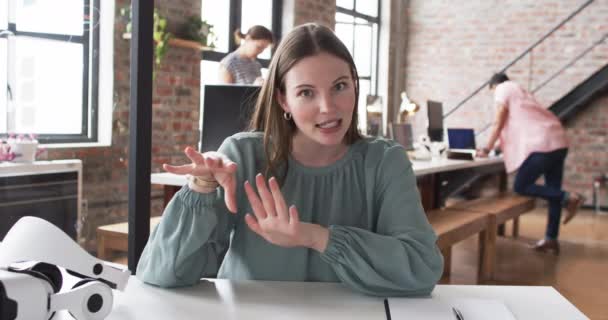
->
[428,208,491,283]
[449,193,536,280]
[96,217,162,260]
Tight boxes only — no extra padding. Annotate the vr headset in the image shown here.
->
[0,217,130,320]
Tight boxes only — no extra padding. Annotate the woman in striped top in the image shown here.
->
[219,25,274,84]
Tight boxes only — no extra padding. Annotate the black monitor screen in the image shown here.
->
[427,100,443,142]
[200,84,261,152]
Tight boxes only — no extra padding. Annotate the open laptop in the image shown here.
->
[447,128,477,160]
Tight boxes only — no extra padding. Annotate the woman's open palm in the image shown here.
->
[163,146,238,213]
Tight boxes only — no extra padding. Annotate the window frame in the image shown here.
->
[201,0,282,68]
[336,1,381,95]
[0,0,100,144]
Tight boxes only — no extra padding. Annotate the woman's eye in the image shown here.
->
[335,82,347,91]
[298,89,313,98]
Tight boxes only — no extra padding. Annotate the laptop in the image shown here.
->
[447,128,477,160]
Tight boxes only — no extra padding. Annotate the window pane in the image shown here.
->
[241,0,272,60]
[335,12,353,24]
[353,23,372,76]
[11,37,82,134]
[0,39,6,133]
[336,0,353,10]
[16,0,84,36]
[334,23,354,56]
[355,0,378,17]
[201,60,221,85]
[0,0,8,28]
[358,79,370,133]
[201,0,229,52]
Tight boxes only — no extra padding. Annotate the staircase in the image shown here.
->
[549,64,608,123]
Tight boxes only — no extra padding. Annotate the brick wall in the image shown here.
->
[403,0,608,202]
[293,0,336,29]
[564,94,608,203]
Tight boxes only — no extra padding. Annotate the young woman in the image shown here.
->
[218,25,274,84]
[478,72,585,254]
[137,23,443,297]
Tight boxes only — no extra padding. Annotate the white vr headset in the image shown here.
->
[0,217,130,320]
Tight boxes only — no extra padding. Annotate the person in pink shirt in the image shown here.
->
[477,72,585,254]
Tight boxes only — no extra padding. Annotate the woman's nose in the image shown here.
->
[319,93,334,113]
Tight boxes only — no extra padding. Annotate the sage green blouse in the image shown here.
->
[137,132,443,296]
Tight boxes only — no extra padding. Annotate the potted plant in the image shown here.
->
[177,16,215,49]
[120,7,172,66]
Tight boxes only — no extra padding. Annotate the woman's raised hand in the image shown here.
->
[163,146,238,213]
[243,174,329,252]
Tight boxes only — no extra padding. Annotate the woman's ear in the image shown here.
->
[275,91,289,113]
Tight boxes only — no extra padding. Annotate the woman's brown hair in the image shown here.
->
[248,23,362,183]
[234,25,274,46]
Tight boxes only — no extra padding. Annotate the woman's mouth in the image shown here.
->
[315,119,342,133]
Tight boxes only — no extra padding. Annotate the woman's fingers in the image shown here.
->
[255,174,277,217]
[289,205,300,225]
[268,177,288,221]
[244,180,267,220]
[222,175,238,213]
[163,163,194,175]
[184,146,205,164]
[244,213,263,235]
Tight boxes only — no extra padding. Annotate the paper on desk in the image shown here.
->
[388,297,516,320]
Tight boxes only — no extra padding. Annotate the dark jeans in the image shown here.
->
[513,148,568,240]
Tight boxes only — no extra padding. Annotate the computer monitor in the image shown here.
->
[200,84,261,152]
[447,128,476,150]
[427,100,444,142]
[390,123,415,151]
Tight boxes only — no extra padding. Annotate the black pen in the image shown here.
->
[452,307,464,320]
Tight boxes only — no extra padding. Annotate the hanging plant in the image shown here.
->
[120,7,172,67]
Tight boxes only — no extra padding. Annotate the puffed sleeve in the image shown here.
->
[320,145,443,296]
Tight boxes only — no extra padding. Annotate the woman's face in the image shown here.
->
[278,52,356,148]
[244,38,271,58]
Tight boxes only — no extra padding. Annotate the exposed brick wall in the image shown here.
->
[283,0,336,30]
[403,0,608,203]
[564,94,608,203]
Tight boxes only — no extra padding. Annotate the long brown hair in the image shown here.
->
[248,23,362,183]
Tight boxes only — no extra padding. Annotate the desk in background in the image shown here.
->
[57,277,588,320]
[151,157,506,211]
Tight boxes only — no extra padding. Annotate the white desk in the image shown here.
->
[151,157,504,186]
[57,278,588,319]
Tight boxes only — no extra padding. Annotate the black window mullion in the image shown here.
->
[228,0,241,53]
[271,0,282,54]
[336,7,378,23]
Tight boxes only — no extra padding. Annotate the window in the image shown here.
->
[200,0,281,85]
[0,0,104,144]
[335,0,380,132]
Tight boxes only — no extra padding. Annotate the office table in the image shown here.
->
[56,277,588,319]
[151,156,505,210]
